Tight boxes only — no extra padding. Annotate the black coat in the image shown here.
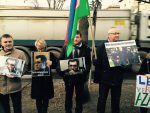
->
[139,58,150,74]
[58,43,91,82]
[138,58,150,112]
[31,52,55,99]
[94,41,124,86]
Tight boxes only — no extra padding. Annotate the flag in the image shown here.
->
[64,0,76,45]
[65,0,90,57]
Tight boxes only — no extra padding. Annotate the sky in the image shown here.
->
[0,0,121,9]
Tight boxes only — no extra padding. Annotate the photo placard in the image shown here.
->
[105,40,141,67]
[0,56,25,78]
[31,52,50,77]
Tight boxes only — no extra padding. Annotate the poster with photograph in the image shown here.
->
[59,57,86,73]
[105,40,141,67]
[0,56,25,78]
[31,52,50,77]
[134,75,150,108]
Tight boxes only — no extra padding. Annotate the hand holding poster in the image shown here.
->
[0,56,25,78]
[31,52,50,77]
[134,75,150,108]
[105,40,141,67]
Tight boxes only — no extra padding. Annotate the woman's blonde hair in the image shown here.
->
[146,53,150,59]
[35,39,47,48]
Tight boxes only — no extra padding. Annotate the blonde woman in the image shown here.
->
[31,39,56,113]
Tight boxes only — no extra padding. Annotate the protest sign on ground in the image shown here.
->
[134,75,150,108]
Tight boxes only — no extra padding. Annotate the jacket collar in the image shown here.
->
[74,42,82,49]
[1,48,15,56]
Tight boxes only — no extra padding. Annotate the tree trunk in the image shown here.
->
[47,0,51,9]
[79,17,89,45]
[79,17,90,104]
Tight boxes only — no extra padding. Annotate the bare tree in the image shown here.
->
[47,0,56,9]
[24,0,28,3]
[24,0,66,10]
[33,0,39,7]
[89,0,101,10]
[136,0,150,3]
[47,0,51,9]
[24,0,39,8]
[55,0,66,10]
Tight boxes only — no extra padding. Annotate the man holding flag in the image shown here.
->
[59,30,91,113]
[58,0,91,112]
[64,0,90,57]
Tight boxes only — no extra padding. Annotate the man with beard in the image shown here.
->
[58,30,91,113]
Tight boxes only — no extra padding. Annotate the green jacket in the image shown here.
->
[0,48,26,94]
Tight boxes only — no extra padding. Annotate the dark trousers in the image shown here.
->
[97,84,122,113]
[0,101,5,113]
[140,107,148,113]
[0,91,22,113]
[64,78,84,113]
[36,99,49,113]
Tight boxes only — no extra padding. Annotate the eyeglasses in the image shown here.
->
[69,65,77,67]
[109,32,120,35]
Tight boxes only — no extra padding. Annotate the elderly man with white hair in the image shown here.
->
[94,27,125,113]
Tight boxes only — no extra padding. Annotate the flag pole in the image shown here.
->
[88,14,97,87]
[88,0,101,86]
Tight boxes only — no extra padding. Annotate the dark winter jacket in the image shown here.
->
[139,58,150,75]
[31,52,55,99]
[0,48,26,94]
[58,43,91,83]
[94,41,124,86]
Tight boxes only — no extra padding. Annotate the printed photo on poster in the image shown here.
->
[31,52,50,77]
[134,75,150,108]
[105,40,141,67]
[0,56,25,78]
[59,57,86,74]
